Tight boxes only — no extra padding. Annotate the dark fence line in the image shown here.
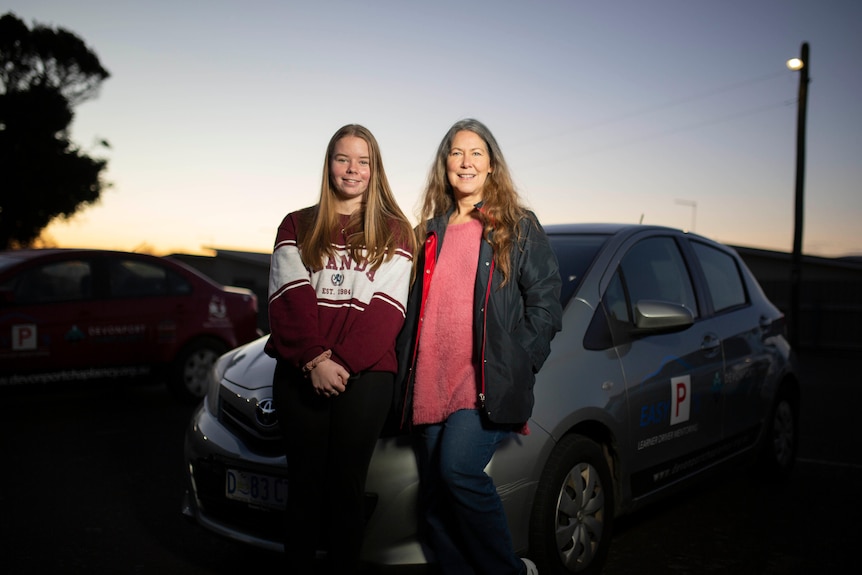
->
[760,280,862,352]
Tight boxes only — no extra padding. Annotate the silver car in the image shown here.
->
[182,223,800,573]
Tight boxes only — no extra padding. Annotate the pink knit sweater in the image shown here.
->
[412,219,483,425]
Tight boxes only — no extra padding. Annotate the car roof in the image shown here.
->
[0,248,231,289]
[0,248,171,275]
[543,222,727,248]
[0,248,164,262]
[544,222,682,236]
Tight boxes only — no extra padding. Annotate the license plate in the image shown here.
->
[225,468,288,510]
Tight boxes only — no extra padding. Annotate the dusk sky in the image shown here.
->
[8,0,862,258]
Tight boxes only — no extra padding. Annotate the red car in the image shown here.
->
[0,249,260,402]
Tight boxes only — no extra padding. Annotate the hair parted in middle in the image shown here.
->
[417,118,531,285]
[299,124,415,272]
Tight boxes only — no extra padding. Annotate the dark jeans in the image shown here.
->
[273,363,394,575]
[416,409,525,575]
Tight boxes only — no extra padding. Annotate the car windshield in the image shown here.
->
[548,233,610,305]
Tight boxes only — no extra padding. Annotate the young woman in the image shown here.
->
[396,118,563,575]
[266,124,415,574]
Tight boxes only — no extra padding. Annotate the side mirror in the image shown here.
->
[633,300,694,333]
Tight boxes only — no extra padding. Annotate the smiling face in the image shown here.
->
[330,135,371,211]
[446,130,492,200]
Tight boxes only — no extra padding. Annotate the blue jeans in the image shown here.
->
[416,409,525,575]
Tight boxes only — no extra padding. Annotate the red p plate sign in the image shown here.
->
[13,324,37,350]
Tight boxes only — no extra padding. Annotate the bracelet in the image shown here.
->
[302,349,332,374]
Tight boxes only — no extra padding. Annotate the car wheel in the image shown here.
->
[169,338,228,404]
[530,434,614,575]
[759,386,799,480]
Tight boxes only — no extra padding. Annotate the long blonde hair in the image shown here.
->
[299,124,415,271]
[418,119,528,285]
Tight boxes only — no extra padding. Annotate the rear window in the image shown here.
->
[548,234,609,305]
[108,259,192,298]
[691,241,748,313]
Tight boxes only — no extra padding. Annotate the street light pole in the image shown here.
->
[788,42,809,350]
[674,198,697,232]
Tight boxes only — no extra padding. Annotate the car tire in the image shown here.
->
[758,385,799,481]
[169,338,228,404]
[530,434,614,575]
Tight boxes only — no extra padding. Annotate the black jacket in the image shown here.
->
[396,209,563,426]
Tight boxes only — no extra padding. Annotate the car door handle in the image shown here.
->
[701,333,721,356]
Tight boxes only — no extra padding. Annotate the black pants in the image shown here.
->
[272,362,394,575]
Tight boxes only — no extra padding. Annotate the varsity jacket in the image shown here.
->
[265,207,414,375]
[396,208,563,426]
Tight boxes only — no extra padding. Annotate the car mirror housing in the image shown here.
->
[633,300,694,333]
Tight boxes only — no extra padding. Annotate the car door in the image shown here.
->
[0,256,99,378]
[603,233,726,499]
[689,240,773,444]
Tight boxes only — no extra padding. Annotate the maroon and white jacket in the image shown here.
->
[264,207,414,375]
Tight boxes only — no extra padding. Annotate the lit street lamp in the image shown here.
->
[787,42,809,350]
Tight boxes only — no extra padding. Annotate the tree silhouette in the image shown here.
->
[0,12,111,249]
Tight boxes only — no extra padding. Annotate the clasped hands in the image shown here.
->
[310,358,350,398]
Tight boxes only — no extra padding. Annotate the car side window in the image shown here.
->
[603,270,630,324]
[109,259,190,298]
[617,236,697,319]
[3,260,92,303]
[691,241,748,313]
[166,268,192,295]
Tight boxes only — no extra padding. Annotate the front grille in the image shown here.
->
[218,392,284,457]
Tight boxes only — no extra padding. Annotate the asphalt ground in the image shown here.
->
[0,349,859,574]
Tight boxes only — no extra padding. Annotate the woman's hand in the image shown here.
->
[310,359,350,398]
